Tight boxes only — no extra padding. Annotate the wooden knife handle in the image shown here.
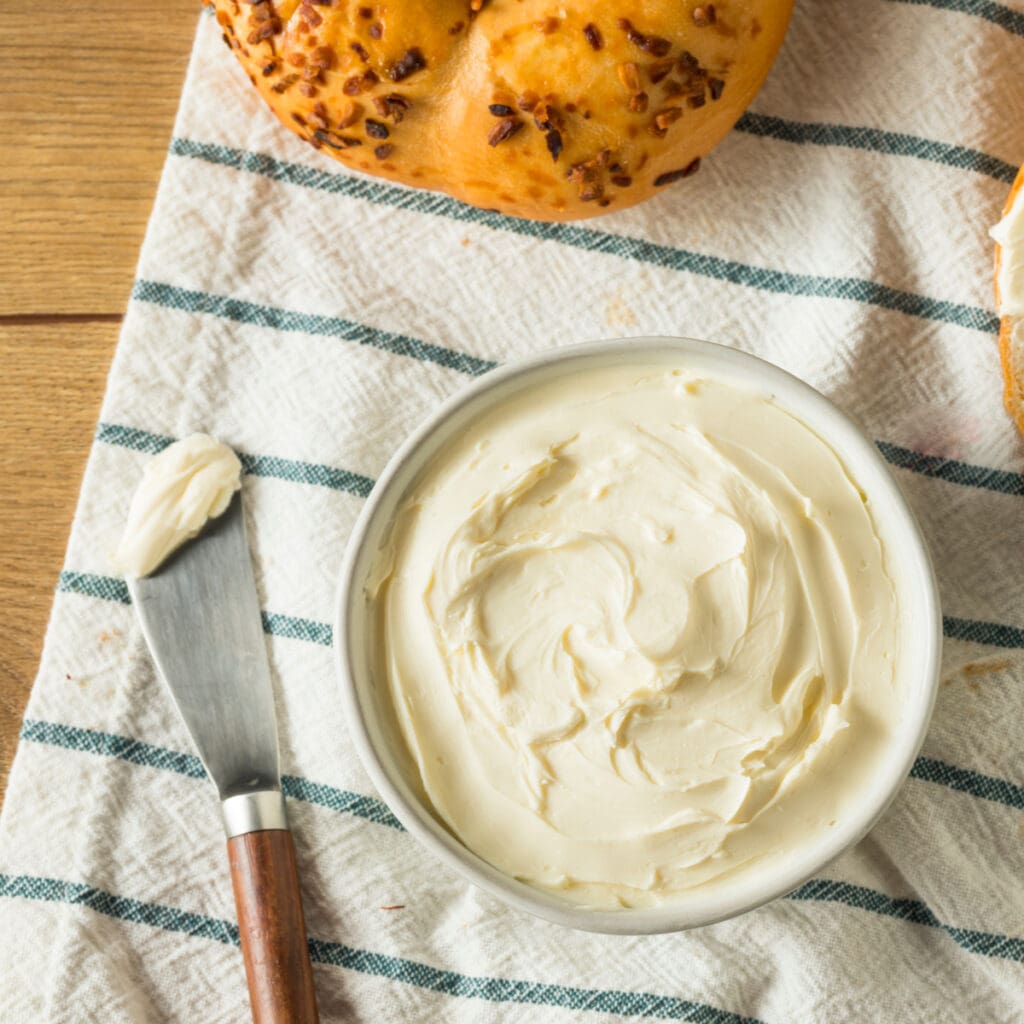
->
[228,830,320,1024]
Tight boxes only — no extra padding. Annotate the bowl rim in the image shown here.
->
[333,336,942,934]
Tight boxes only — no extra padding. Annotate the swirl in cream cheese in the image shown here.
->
[372,367,900,908]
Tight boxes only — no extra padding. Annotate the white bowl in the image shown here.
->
[334,337,941,934]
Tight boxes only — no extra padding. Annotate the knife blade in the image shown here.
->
[128,491,280,808]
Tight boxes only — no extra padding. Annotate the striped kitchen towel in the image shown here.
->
[2,2,1024,1021]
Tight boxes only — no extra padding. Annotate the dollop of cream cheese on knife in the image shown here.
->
[372,366,901,910]
[116,434,242,577]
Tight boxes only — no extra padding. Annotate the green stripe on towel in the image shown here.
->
[22,719,206,780]
[942,616,1024,649]
[167,139,1000,336]
[58,571,130,605]
[19,720,1024,963]
[20,720,402,830]
[911,756,1024,810]
[260,611,332,647]
[787,880,1024,961]
[95,422,375,498]
[734,113,1018,183]
[875,442,1024,496]
[0,873,763,1022]
[56,571,330,647]
[0,875,239,945]
[130,279,496,378]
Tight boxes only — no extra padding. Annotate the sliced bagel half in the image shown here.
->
[992,163,1024,434]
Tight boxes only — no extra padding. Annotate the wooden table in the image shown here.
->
[0,0,201,801]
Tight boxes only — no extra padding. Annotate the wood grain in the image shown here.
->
[228,830,321,1024]
[0,0,200,802]
[0,2,201,314]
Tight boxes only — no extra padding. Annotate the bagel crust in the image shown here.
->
[209,0,794,221]
[995,163,1024,435]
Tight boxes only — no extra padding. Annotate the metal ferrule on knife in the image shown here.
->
[221,789,289,838]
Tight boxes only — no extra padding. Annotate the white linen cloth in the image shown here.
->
[2,2,1024,1020]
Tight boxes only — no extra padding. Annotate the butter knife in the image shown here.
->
[127,491,320,1024]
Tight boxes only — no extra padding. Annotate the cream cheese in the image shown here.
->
[992,184,1024,318]
[116,434,242,577]
[372,367,900,909]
